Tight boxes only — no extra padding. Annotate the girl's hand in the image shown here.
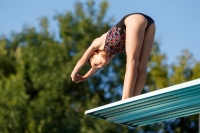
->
[71,73,87,83]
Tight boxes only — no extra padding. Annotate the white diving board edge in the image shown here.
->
[85,78,200,127]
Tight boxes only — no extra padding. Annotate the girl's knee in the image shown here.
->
[126,59,140,68]
[138,63,148,71]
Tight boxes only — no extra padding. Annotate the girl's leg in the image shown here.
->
[132,23,156,96]
[122,15,147,100]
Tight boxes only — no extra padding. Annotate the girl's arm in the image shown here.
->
[83,68,100,79]
[109,54,115,62]
[73,54,115,83]
[74,67,100,83]
[71,38,100,82]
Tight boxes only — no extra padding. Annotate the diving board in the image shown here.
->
[85,78,200,127]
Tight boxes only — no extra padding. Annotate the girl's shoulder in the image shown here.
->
[92,33,107,50]
[91,38,101,49]
[96,32,108,50]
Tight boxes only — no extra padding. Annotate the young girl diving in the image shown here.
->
[71,13,156,100]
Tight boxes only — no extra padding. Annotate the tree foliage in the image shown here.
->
[0,0,199,133]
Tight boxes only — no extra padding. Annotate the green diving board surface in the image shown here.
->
[85,78,200,127]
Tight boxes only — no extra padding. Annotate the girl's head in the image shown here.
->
[89,50,109,68]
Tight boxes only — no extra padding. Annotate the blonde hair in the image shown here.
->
[88,50,108,66]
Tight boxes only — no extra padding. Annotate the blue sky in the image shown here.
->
[1,0,200,64]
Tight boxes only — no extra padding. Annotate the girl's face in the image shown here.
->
[90,52,109,68]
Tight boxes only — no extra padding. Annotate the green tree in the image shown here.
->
[0,0,199,132]
[0,37,28,132]
[147,41,169,91]
[0,0,128,133]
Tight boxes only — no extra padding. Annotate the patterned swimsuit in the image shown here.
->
[104,13,154,55]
